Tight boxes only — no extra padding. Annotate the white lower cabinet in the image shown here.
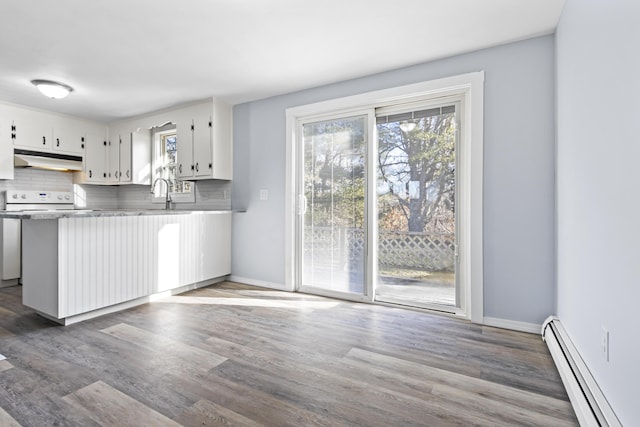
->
[21,211,231,324]
[0,219,20,286]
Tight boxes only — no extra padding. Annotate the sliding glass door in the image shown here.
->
[375,104,459,310]
[295,102,461,312]
[297,114,370,299]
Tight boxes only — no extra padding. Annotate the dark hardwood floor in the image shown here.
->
[0,282,577,426]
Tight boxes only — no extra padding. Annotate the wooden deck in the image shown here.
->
[0,281,577,426]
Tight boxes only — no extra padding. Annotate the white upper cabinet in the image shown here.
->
[84,126,150,186]
[192,108,213,178]
[0,114,13,179]
[117,129,150,185]
[107,130,121,181]
[176,99,232,181]
[82,132,107,183]
[10,108,52,151]
[4,102,99,160]
[52,116,85,155]
[176,116,194,180]
[118,131,132,183]
[77,98,230,186]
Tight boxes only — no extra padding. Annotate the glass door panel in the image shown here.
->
[300,115,367,296]
[375,105,458,309]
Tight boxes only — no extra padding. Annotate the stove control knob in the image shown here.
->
[21,194,27,199]
[12,194,18,199]
[57,195,63,200]
[64,195,71,200]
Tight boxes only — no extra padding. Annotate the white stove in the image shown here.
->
[4,190,75,211]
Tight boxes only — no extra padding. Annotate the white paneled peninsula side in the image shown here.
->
[11,210,231,325]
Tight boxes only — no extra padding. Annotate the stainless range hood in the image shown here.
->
[14,149,83,172]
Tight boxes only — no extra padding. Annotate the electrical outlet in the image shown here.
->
[601,326,609,362]
[259,189,268,201]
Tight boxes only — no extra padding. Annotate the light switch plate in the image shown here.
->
[259,189,268,201]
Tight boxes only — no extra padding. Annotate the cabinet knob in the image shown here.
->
[191,164,194,171]
[89,170,93,178]
[11,133,16,140]
[126,170,130,178]
[208,163,212,169]
[103,173,107,178]
[56,138,60,147]
[195,162,199,172]
[179,164,182,174]
[42,136,46,145]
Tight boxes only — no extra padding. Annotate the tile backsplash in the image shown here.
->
[0,169,231,210]
[0,169,76,206]
[117,180,231,210]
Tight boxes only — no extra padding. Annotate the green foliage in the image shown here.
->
[304,116,366,228]
[378,113,456,232]
[302,111,456,233]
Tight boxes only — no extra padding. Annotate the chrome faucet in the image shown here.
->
[151,177,173,210]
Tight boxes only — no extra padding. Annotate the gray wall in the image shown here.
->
[556,0,639,424]
[232,35,556,324]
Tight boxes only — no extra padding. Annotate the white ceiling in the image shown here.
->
[0,0,565,123]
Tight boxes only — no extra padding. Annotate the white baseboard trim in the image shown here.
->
[482,317,540,334]
[542,316,621,427]
[38,277,226,326]
[228,276,291,292]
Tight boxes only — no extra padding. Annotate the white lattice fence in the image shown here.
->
[379,231,455,271]
[304,227,454,272]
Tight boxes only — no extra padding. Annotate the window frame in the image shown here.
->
[151,124,195,204]
[285,72,484,323]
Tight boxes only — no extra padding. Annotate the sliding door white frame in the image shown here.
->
[285,71,484,322]
[294,109,376,303]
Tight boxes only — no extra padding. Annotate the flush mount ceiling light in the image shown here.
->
[31,79,74,99]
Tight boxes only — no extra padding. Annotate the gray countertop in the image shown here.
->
[0,209,233,220]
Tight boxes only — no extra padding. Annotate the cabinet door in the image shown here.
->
[0,116,14,179]
[119,132,132,183]
[192,111,212,178]
[107,133,120,182]
[176,119,193,179]
[52,117,85,155]
[84,133,107,182]
[211,99,233,180]
[11,109,52,150]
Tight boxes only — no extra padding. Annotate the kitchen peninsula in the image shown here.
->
[2,209,231,325]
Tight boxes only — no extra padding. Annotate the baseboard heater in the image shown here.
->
[542,316,621,426]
